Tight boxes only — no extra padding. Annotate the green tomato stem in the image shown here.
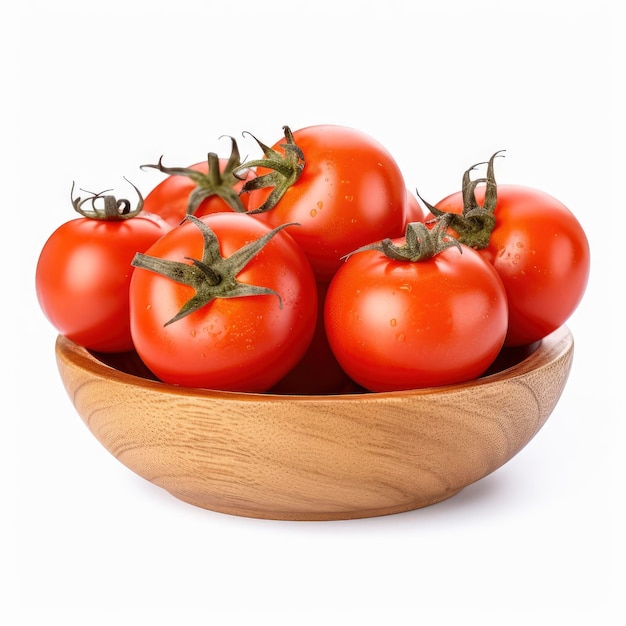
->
[71,178,144,220]
[131,215,299,326]
[423,150,505,249]
[342,217,461,263]
[235,125,305,214]
[140,136,249,215]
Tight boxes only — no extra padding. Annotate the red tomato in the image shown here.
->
[268,281,362,395]
[129,213,318,392]
[241,125,407,282]
[324,226,508,392]
[142,138,255,227]
[36,184,168,353]
[434,183,590,346]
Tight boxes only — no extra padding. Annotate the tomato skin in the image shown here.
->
[434,184,590,346]
[36,214,168,353]
[324,243,508,392]
[143,160,255,227]
[128,213,318,392]
[249,125,407,282]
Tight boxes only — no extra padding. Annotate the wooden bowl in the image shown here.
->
[55,326,574,521]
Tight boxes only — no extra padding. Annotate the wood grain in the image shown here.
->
[55,326,574,520]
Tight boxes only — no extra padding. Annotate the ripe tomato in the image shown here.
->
[35,183,168,353]
[324,223,508,392]
[141,137,255,227]
[240,125,407,282]
[129,213,318,392]
[433,176,590,347]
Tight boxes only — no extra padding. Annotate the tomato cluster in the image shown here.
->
[35,124,590,393]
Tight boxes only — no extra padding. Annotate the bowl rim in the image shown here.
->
[55,325,573,403]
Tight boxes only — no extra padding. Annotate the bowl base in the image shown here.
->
[170,487,465,521]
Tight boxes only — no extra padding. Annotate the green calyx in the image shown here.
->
[423,150,505,249]
[343,217,461,263]
[234,125,305,214]
[71,178,144,220]
[131,215,298,326]
[141,136,249,215]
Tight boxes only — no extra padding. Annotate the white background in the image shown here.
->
[7,0,624,623]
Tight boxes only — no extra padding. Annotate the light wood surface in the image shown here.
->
[55,326,574,520]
